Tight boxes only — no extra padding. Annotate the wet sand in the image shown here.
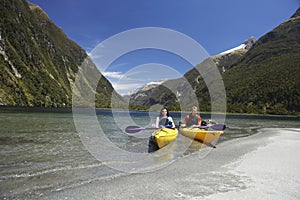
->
[42,128,300,200]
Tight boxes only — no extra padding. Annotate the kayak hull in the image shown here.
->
[180,128,223,143]
[152,128,178,148]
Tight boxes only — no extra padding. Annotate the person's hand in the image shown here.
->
[180,123,186,128]
[165,124,173,128]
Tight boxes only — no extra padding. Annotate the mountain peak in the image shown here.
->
[243,36,256,50]
[290,7,300,19]
[28,2,50,21]
[218,36,256,56]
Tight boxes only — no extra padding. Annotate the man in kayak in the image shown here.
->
[181,106,202,128]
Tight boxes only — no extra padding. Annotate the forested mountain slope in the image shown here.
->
[0,0,122,108]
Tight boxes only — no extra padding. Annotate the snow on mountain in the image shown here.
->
[135,80,165,92]
[219,43,247,55]
[122,80,165,97]
[218,37,256,56]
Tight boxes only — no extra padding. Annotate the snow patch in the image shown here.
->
[219,44,246,55]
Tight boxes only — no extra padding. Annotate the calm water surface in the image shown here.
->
[0,108,299,199]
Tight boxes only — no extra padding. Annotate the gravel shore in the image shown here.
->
[42,128,300,200]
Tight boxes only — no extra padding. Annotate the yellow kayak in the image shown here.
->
[180,128,223,143]
[152,128,178,148]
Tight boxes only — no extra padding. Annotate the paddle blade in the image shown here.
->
[199,124,226,130]
[125,126,146,133]
[210,124,226,130]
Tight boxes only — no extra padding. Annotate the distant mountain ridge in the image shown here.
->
[0,0,122,108]
[129,8,300,115]
[128,36,256,111]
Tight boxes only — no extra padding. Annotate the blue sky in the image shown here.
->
[29,0,299,94]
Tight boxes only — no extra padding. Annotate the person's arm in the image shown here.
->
[197,115,202,126]
[155,117,160,128]
[181,115,189,127]
[167,116,175,128]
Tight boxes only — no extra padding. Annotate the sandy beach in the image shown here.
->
[40,128,300,200]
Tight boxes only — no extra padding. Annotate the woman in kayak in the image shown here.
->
[155,107,175,128]
[181,106,202,128]
[148,107,175,153]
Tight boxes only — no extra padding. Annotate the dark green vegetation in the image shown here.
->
[0,0,122,108]
[130,8,300,115]
[222,9,300,115]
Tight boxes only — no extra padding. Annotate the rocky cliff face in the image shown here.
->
[0,0,121,108]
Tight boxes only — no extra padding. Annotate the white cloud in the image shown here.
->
[111,82,143,96]
[102,71,124,79]
[146,80,165,85]
[101,71,140,95]
[101,63,183,95]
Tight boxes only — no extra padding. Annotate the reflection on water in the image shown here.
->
[0,107,299,198]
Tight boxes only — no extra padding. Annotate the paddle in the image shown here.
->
[125,126,156,133]
[125,123,226,133]
[197,124,226,131]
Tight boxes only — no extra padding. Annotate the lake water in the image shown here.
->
[0,107,299,199]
